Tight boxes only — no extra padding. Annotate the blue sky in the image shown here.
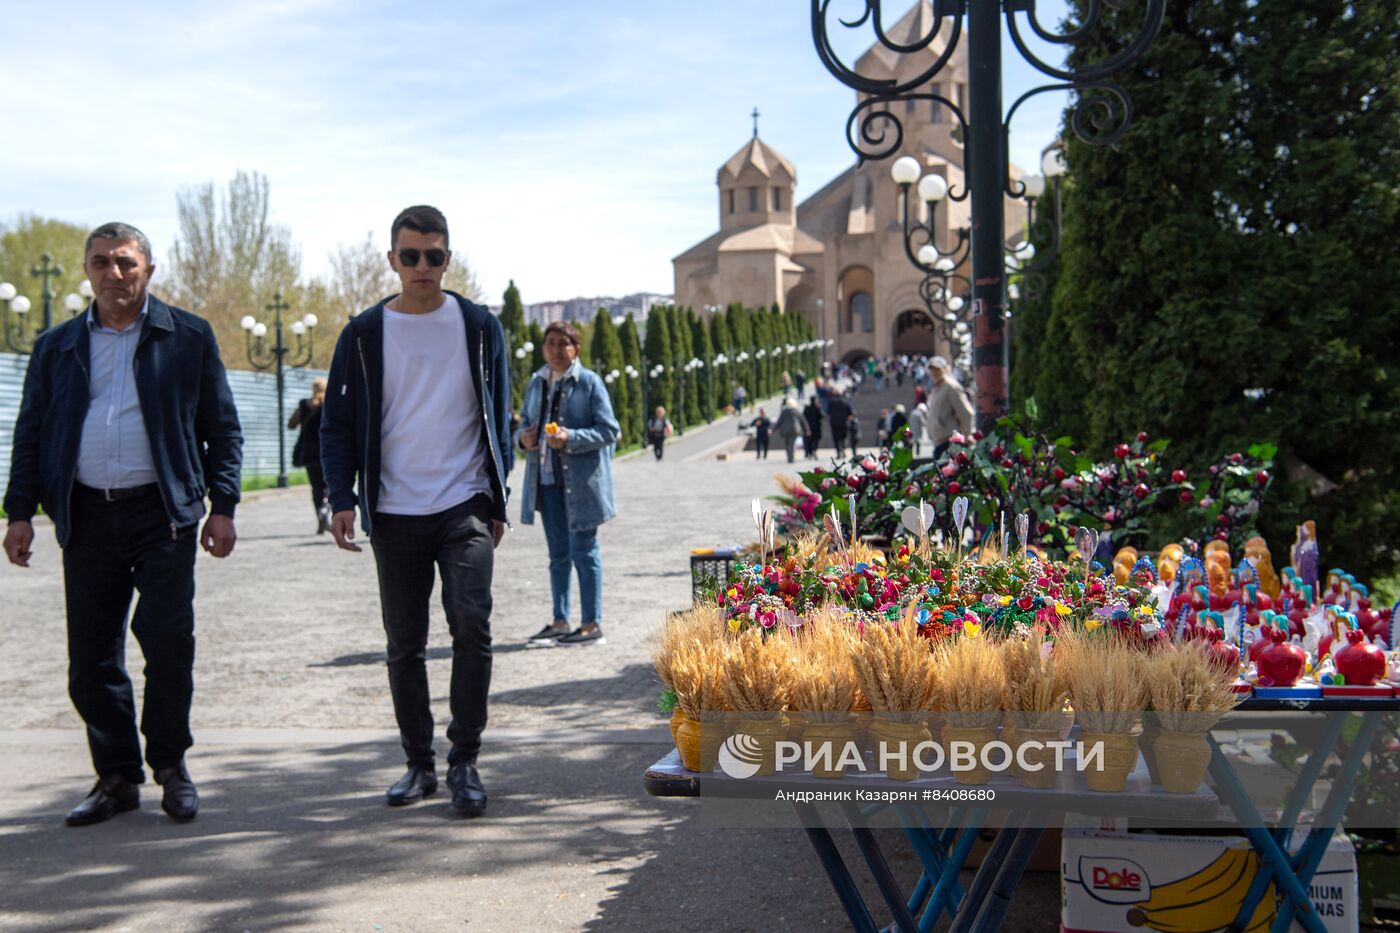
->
[0,1,1071,304]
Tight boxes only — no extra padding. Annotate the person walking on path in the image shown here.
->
[826,391,852,458]
[290,378,330,533]
[731,383,747,413]
[322,205,512,817]
[775,397,804,463]
[517,322,620,650]
[646,407,674,460]
[907,402,928,456]
[926,354,974,459]
[847,412,863,455]
[3,222,243,827]
[889,404,909,447]
[803,396,824,460]
[744,408,772,460]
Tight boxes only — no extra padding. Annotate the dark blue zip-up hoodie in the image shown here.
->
[319,291,513,532]
[4,295,244,546]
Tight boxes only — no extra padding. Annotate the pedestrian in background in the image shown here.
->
[745,407,772,460]
[775,397,804,463]
[803,396,824,460]
[646,406,674,460]
[847,412,863,455]
[827,391,851,457]
[889,403,909,446]
[290,377,329,534]
[518,321,621,649]
[731,383,748,413]
[4,222,243,826]
[908,402,928,456]
[926,354,974,459]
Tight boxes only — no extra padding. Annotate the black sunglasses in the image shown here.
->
[398,248,448,268]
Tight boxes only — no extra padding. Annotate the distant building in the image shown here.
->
[671,0,1031,363]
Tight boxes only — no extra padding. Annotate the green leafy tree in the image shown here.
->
[499,281,529,409]
[726,304,754,402]
[671,306,697,427]
[0,215,90,324]
[499,279,525,335]
[527,321,545,373]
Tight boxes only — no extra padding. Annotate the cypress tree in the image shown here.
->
[620,313,645,444]
[499,279,525,335]
[643,305,674,418]
[690,309,715,423]
[590,309,629,444]
[709,312,733,411]
[500,280,528,410]
[527,322,545,373]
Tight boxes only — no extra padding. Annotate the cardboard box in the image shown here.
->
[1061,829,1357,932]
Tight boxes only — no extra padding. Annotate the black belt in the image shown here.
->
[75,482,160,502]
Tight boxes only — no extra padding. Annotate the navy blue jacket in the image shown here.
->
[4,295,244,546]
[320,292,514,532]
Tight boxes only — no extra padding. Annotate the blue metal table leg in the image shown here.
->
[1276,713,1348,849]
[924,810,983,926]
[971,826,1044,933]
[841,802,920,933]
[1270,713,1382,933]
[1209,734,1328,933]
[948,811,1025,933]
[795,802,880,933]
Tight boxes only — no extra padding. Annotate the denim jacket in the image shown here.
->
[515,361,619,531]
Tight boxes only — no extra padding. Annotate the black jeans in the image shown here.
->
[306,461,327,512]
[63,486,198,782]
[650,435,665,460]
[831,430,847,459]
[754,437,769,459]
[370,495,494,769]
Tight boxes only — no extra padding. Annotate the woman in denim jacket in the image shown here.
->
[516,322,620,647]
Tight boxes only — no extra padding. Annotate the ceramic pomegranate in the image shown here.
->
[1257,629,1307,687]
[1196,628,1241,674]
[1334,630,1386,686]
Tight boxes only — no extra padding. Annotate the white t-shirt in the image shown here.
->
[377,297,491,514]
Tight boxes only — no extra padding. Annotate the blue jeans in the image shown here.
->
[537,484,603,625]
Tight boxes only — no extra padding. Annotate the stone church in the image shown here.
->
[672,1,1030,364]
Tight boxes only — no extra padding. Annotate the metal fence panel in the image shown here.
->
[0,351,328,503]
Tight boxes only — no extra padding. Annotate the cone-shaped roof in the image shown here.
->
[719,136,795,183]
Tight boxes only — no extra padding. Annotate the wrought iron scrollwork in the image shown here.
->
[1003,0,1166,84]
[812,0,965,97]
[847,91,969,166]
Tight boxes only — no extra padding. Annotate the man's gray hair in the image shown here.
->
[85,222,153,262]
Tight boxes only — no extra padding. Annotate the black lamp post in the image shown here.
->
[0,255,90,354]
[240,292,317,488]
[812,0,1164,428]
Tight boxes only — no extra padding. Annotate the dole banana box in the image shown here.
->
[1062,829,1357,933]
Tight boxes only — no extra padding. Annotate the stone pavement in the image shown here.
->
[0,394,1060,932]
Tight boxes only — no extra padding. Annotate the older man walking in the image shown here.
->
[926,354,974,459]
[4,222,243,825]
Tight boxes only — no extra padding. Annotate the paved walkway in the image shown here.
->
[0,392,1059,932]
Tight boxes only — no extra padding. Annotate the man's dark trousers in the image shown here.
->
[63,485,198,782]
[831,430,847,459]
[370,494,494,769]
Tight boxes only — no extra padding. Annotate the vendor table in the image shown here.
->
[643,697,1397,933]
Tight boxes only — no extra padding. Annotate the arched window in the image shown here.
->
[748,187,758,211]
[849,292,874,334]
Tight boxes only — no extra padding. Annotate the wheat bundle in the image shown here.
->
[850,621,937,722]
[669,638,731,722]
[1147,642,1242,732]
[935,636,1005,728]
[1059,629,1145,734]
[720,628,791,714]
[653,607,725,688]
[1000,631,1069,731]
[787,618,859,723]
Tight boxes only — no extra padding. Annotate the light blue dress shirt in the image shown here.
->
[75,297,158,490]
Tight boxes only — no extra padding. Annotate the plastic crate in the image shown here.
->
[690,547,741,602]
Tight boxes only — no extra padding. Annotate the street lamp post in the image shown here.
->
[812,0,1165,428]
[0,257,91,354]
[240,292,318,488]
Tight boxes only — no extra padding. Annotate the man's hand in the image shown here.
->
[201,515,237,558]
[330,511,362,552]
[4,521,34,567]
[520,426,539,451]
[546,426,569,449]
[491,520,505,548]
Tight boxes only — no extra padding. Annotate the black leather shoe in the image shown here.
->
[66,774,140,827]
[446,764,487,816]
[386,765,438,807]
[154,764,199,822]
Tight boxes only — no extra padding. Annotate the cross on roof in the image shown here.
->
[751,106,761,138]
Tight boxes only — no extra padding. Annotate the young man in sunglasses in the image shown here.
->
[321,205,512,816]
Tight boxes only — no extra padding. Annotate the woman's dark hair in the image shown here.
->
[543,321,581,348]
[391,205,449,248]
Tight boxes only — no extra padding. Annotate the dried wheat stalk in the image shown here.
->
[1147,642,1242,732]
